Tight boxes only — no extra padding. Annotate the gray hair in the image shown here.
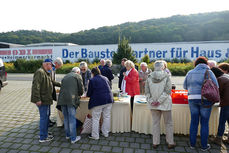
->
[72,67,80,73]
[124,60,135,68]
[154,60,165,71]
[140,62,147,67]
[54,57,63,66]
[79,61,88,68]
[208,60,217,68]
[105,59,112,67]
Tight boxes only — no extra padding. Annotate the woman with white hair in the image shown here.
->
[122,60,140,112]
[79,61,91,93]
[138,62,152,94]
[145,60,175,149]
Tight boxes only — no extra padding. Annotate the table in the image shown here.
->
[56,96,131,133]
[132,95,219,136]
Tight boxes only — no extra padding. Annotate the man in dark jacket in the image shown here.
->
[31,59,54,143]
[118,58,127,91]
[101,59,114,88]
[57,67,84,144]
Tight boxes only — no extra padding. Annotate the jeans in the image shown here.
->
[38,105,50,140]
[61,105,77,141]
[92,103,112,139]
[189,99,212,149]
[217,106,229,137]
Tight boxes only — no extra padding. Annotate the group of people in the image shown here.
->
[31,56,229,152]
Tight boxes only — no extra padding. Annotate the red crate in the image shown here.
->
[171,90,188,104]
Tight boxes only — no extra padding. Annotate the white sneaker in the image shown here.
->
[89,135,99,140]
[201,144,211,152]
[101,133,108,138]
[71,136,81,144]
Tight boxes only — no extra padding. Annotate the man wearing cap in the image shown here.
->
[31,59,54,142]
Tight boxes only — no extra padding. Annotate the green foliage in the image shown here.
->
[1,11,229,45]
[92,58,100,64]
[13,59,43,73]
[112,37,137,64]
[6,60,195,76]
[141,54,150,64]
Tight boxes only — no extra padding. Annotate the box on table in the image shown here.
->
[171,90,188,104]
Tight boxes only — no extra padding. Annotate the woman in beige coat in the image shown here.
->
[145,60,175,149]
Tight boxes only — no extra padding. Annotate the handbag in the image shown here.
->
[201,70,220,107]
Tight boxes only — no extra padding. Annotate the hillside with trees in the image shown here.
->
[0,11,229,45]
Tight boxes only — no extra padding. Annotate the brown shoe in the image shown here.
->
[153,144,159,149]
[168,143,176,149]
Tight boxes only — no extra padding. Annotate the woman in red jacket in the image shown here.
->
[122,60,140,112]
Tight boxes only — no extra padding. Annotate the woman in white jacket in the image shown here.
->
[145,60,175,149]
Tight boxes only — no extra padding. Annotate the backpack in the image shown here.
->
[201,70,220,107]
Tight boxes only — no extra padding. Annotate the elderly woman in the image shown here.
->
[79,61,91,93]
[145,60,175,149]
[183,56,218,151]
[100,59,114,89]
[138,62,152,94]
[210,67,229,145]
[122,60,140,112]
[218,63,229,74]
[87,67,113,140]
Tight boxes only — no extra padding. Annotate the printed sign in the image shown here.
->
[0,41,229,62]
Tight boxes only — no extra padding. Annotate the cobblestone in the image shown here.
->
[0,77,225,152]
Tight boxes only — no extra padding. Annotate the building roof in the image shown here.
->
[25,42,78,47]
[0,42,24,48]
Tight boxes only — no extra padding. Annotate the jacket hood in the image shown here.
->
[148,71,168,83]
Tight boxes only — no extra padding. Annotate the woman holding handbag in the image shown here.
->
[183,56,218,151]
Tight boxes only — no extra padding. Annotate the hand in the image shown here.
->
[151,102,160,106]
[36,101,42,106]
[123,72,126,76]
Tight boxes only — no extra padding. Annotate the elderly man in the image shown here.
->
[50,57,63,127]
[98,59,105,71]
[31,59,54,143]
[101,59,114,89]
[79,61,91,93]
[138,62,152,94]
[57,67,84,144]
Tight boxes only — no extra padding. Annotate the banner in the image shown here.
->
[0,41,229,62]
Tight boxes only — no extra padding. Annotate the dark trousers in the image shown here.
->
[130,96,134,113]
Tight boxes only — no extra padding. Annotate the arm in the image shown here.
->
[31,71,42,104]
[86,80,93,97]
[77,76,84,96]
[108,68,114,81]
[124,69,139,84]
[209,70,219,87]
[157,76,172,104]
[52,80,61,87]
[145,78,151,102]
[183,72,189,90]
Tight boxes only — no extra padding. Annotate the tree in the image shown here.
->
[141,54,150,64]
[112,37,137,64]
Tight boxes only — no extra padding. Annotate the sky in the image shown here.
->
[0,0,229,34]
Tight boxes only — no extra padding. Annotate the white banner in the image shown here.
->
[0,41,229,62]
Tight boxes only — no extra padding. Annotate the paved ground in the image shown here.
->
[0,74,228,153]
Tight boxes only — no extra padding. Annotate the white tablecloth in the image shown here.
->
[132,95,219,136]
[56,97,131,133]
